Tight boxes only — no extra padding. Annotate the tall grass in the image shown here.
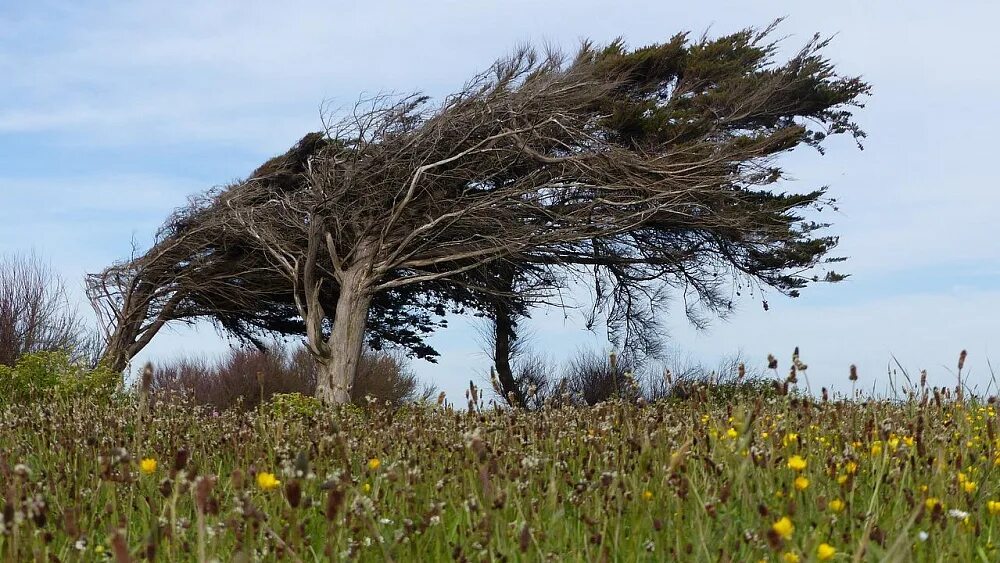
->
[0,355,997,561]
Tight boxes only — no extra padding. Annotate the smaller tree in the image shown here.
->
[0,253,88,367]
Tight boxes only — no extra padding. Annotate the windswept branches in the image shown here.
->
[90,24,868,406]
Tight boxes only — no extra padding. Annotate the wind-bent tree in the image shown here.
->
[479,26,870,404]
[224,25,867,405]
[92,24,868,406]
[88,135,468,372]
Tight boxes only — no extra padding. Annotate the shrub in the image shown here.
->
[0,351,119,403]
[562,349,641,406]
[269,392,323,419]
[151,345,433,411]
[645,352,775,403]
[351,349,433,406]
[0,253,92,367]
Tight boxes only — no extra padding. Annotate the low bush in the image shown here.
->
[151,346,433,411]
[0,350,119,403]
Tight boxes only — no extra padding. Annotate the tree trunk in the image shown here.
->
[490,263,525,408]
[100,332,132,373]
[316,267,373,405]
[493,305,525,407]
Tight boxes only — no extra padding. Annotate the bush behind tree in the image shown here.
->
[150,346,433,411]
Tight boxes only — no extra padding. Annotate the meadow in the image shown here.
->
[0,354,998,562]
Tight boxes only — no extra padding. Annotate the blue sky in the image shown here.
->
[1,0,997,401]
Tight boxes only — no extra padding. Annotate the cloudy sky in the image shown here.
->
[1,0,997,401]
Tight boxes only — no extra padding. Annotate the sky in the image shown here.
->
[1,0,997,402]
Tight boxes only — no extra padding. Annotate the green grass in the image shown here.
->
[1,385,999,561]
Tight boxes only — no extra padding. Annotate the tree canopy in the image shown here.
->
[90,23,869,405]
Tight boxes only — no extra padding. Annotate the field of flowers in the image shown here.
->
[0,374,998,561]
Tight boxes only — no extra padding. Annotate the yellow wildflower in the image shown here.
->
[794,476,810,491]
[829,499,845,513]
[362,482,372,494]
[903,436,915,448]
[726,428,739,439]
[772,516,794,540]
[870,441,883,456]
[783,433,799,448]
[782,552,800,563]
[139,458,157,475]
[787,455,807,472]
[368,458,382,471]
[925,497,941,511]
[642,490,654,501]
[987,500,1000,516]
[963,481,977,494]
[845,461,858,474]
[817,543,836,561]
[256,472,281,492]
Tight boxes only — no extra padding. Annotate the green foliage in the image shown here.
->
[0,351,119,403]
[267,392,323,419]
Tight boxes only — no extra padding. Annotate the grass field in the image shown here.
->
[1,375,999,562]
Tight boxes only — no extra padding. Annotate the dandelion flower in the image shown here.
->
[870,441,883,456]
[845,461,859,475]
[787,455,807,472]
[782,433,798,448]
[816,543,836,560]
[727,428,739,439]
[987,500,1000,515]
[368,458,382,471]
[140,458,158,475]
[782,552,800,563]
[963,481,977,494]
[925,497,942,511]
[362,483,372,494]
[828,499,845,513]
[772,516,794,540]
[642,490,654,501]
[257,472,281,492]
[794,476,810,491]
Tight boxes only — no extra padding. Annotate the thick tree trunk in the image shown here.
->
[100,332,132,373]
[315,267,373,405]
